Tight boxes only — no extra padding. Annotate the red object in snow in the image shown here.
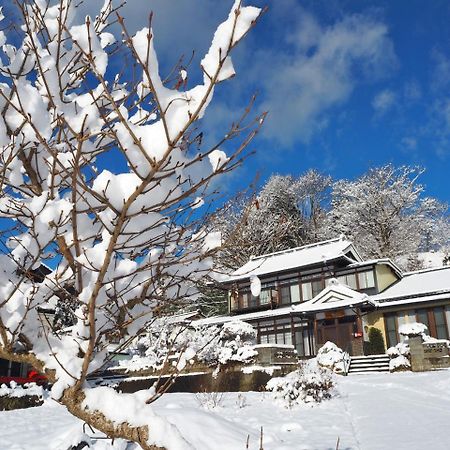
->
[0,370,47,386]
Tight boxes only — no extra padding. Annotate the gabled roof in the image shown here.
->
[372,266,450,304]
[294,279,375,313]
[222,237,362,283]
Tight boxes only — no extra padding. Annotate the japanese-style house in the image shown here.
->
[195,237,450,357]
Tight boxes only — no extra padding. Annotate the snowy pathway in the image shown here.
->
[339,371,450,450]
[0,370,449,449]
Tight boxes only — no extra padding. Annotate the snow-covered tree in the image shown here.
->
[212,170,332,271]
[328,165,448,265]
[295,169,332,241]
[0,1,263,447]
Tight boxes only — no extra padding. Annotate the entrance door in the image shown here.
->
[318,318,355,353]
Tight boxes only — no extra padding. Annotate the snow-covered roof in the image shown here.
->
[222,237,361,282]
[372,266,450,304]
[193,305,303,327]
[294,279,375,313]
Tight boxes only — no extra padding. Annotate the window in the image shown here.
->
[260,289,271,305]
[416,309,430,331]
[433,307,448,340]
[284,332,293,345]
[312,279,324,297]
[280,284,291,305]
[385,314,398,347]
[337,273,357,289]
[295,331,305,356]
[358,271,375,289]
[301,282,313,301]
[240,293,248,309]
[290,284,301,303]
[230,293,238,311]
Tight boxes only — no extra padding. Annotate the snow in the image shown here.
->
[372,266,450,303]
[2,371,450,449]
[316,341,348,374]
[399,322,428,337]
[223,238,360,282]
[294,279,373,313]
[0,382,44,399]
[389,354,411,371]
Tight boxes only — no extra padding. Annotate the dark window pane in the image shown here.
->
[295,331,305,356]
[312,280,324,297]
[280,286,291,305]
[434,308,448,339]
[416,309,430,332]
[385,315,398,347]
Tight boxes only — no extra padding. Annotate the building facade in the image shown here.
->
[196,238,450,357]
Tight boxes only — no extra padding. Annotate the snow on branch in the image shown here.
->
[0,0,264,448]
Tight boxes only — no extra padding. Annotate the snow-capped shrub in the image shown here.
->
[118,317,176,372]
[316,341,347,374]
[387,342,411,372]
[389,355,411,372]
[0,382,45,411]
[221,320,256,343]
[399,322,428,338]
[266,360,335,408]
[118,319,257,372]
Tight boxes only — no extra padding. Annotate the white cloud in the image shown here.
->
[74,1,396,147]
[254,9,397,145]
[372,89,397,115]
[401,137,417,150]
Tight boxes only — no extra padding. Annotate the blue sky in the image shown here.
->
[66,1,450,203]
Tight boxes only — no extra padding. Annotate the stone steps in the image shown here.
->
[348,354,390,374]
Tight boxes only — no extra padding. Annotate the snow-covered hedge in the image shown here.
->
[117,319,257,373]
[266,360,335,408]
[0,382,45,411]
[316,341,347,374]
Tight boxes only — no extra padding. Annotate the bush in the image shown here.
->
[316,341,347,374]
[387,342,411,372]
[367,327,385,355]
[266,360,335,408]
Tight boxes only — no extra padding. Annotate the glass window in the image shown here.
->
[230,293,238,311]
[385,315,398,347]
[358,271,375,289]
[337,273,357,289]
[240,293,248,309]
[397,311,409,342]
[312,279,324,297]
[284,332,293,345]
[290,284,301,303]
[249,294,258,308]
[416,309,430,332]
[280,285,291,305]
[268,334,276,343]
[260,289,270,305]
[434,308,448,340]
[301,282,313,301]
[295,331,305,356]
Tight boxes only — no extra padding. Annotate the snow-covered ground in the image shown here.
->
[1,370,450,450]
